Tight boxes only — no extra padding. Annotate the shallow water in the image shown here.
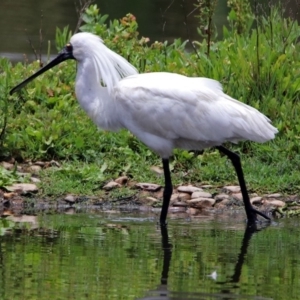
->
[0,211,299,300]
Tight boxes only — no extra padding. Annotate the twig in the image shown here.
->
[206,4,213,57]
[160,0,175,67]
[160,0,175,41]
[25,10,44,67]
[26,35,39,62]
[0,114,7,144]
[181,0,200,60]
[74,0,94,33]
[186,6,200,18]
[254,0,260,82]
[39,11,44,67]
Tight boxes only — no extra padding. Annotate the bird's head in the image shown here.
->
[10,32,137,95]
[69,32,105,61]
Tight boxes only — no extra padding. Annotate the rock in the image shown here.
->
[170,193,180,202]
[150,166,164,176]
[186,207,199,215]
[137,190,151,199]
[155,190,164,199]
[27,165,42,174]
[201,185,213,188]
[172,201,188,207]
[3,192,17,199]
[231,193,243,201]
[16,172,31,178]
[187,197,216,208]
[168,206,186,213]
[10,197,24,206]
[7,215,38,226]
[214,194,229,201]
[43,160,60,168]
[266,193,282,198]
[114,176,128,185]
[135,183,161,192]
[5,183,38,194]
[264,199,285,207]
[30,177,41,183]
[177,185,203,193]
[34,161,46,167]
[64,194,77,204]
[219,199,230,205]
[103,181,121,191]
[191,191,212,199]
[1,162,14,170]
[250,196,262,204]
[178,192,191,201]
[49,160,61,167]
[145,197,159,205]
[286,195,299,202]
[214,202,227,209]
[223,186,241,193]
[171,192,191,202]
[64,208,76,215]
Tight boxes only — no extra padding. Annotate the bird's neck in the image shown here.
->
[74,59,123,131]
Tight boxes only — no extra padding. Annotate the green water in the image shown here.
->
[0,211,299,299]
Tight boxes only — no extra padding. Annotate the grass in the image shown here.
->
[1,1,300,198]
[37,140,299,198]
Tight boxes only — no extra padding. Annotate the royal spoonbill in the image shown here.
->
[10,32,278,225]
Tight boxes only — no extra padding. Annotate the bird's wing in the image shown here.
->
[114,72,276,145]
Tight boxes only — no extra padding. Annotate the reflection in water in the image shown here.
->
[138,224,173,300]
[229,224,265,284]
[140,223,271,300]
[0,212,299,299]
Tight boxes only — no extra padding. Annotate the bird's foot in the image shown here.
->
[247,207,271,226]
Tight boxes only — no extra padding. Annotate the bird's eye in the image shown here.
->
[65,43,73,52]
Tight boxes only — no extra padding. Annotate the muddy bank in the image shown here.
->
[1,161,299,219]
[1,180,299,220]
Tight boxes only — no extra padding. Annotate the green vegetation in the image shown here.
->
[1,1,300,196]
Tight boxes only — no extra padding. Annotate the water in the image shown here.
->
[0,211,299,299]
[0,0,298,62]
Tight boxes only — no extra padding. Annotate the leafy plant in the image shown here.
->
[55,26,73,51]
[0,165,28,187]
[2,1,300,195]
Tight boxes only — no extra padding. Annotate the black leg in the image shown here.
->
[160,224,172,285]
[160,158,173,225]
[216,146,271,224]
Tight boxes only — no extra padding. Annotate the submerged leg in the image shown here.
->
[160,158,173,225]
[216,146,271,223]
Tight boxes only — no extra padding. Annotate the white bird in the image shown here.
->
[10,32,278,225]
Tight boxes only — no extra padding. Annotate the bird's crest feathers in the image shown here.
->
[70,32,138,94]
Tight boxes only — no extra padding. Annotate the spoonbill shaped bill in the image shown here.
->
[10,32,278,225]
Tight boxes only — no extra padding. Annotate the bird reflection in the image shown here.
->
[159,225,173,288]
[218,222,270,291]
[138,222,270,300]
[230,223,266,283]
[137,224,172,300]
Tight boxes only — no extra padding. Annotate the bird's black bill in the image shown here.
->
[9,45,74,95]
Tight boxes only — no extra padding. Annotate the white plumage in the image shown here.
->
[114,72,277,157]
[70,33,277,158]
[10,32,278,225]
